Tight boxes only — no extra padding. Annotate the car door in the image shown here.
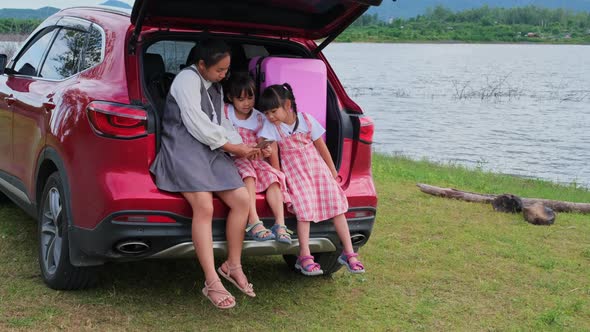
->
[1,28,57,185]
[0,68,13,173]
[9,19,89,197]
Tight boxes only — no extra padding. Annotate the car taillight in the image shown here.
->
[113,214,176,223]
[87,101,148,139]
[344,210,375,219]
[359,116,374,144]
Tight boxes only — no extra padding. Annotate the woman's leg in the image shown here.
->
[182,191,234,307]
[216,187,252,287]
[332,214,361,267]
[244,177,273,239]
[297,220,320,272]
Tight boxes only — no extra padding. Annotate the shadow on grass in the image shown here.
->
[0,198,329,300]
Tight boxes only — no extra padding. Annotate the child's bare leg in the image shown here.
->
[265,183,289,236]
[297,221,321,272]
[244,177,272,239]
[333,214,361,268]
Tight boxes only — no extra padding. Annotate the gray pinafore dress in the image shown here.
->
[149,67,244,192]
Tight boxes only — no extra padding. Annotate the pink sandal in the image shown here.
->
[337,252,365,274]
[294,255,323,276]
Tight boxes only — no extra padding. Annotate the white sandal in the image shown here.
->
[202,279,236,309]
[217,262,256,297]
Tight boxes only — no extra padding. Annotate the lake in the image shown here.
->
[323,43,590,188]
[2,41,589,188]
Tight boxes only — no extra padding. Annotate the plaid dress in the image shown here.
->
[275,113,348,222]
[226,106,291,203]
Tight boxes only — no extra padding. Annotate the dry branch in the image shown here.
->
[417,183,590,214]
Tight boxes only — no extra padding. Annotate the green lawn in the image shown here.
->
[1,155,589,330]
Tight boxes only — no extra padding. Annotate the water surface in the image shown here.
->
[324,43,590,188]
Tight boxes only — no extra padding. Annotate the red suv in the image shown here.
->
[0,0,378,289]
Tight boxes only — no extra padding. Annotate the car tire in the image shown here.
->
[0,191,8,204]
[38,172,98,290]
[283,251,343,276]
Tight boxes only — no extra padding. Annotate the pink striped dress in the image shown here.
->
[274,113,348,222]
[226,105,291,202]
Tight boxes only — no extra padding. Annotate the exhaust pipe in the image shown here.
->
[115,240,150,255]
[350,233,367,245]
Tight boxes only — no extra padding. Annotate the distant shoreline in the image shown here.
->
[1,33,589,46]
[332,40,590,46]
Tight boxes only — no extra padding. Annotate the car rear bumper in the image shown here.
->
[68,209,375,266]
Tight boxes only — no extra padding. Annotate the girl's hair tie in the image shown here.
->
[282,84,289,91]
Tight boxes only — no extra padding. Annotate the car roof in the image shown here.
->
[61,5,131,17]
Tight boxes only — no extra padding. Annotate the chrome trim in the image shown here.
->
[87,106,147,120]
[0,177,31,204]
[149,238,337,259]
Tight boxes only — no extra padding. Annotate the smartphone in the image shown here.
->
[254,139,274,149]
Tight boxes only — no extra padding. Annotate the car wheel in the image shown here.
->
[0,191,8,204]
[283,251,343,276]
[38,172,98,290]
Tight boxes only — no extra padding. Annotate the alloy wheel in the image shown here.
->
[40,187,63,275]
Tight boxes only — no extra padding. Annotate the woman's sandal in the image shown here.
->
[245,221,275,241]
[270,224,293,245]
[294,255,323,276]
[337,252,366,274]
[202,279,236,309]
[217,262,256,297]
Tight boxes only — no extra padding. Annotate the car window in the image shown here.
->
[146,41,195,74]
[40,28,86,80]
[13,29,57,76]
[81,25,103,71]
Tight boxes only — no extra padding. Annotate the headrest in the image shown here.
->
[144,53,165,79]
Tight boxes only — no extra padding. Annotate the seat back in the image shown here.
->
[143,53,173,111]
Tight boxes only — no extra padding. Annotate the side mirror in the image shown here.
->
[0,54,7,75]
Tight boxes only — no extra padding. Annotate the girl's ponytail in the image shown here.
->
[281,83,297,115]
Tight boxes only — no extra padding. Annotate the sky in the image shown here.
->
[0,0,134,9]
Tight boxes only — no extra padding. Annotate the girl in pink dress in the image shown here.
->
[257,83,365,276]
[224,73,293,245]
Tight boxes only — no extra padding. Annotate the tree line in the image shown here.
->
[341,5,590,43]
[1,6,590,43]
[0,18,42,35]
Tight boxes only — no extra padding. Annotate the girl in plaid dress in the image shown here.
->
[257,83,365,276]
[224,73,293,244]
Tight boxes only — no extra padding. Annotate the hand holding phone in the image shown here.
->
[254,139,274,149]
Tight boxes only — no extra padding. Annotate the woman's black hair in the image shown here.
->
[194,39,231,68]
[258,83,298,114]
[224,72,256,101]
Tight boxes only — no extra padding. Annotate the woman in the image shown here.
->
[150,39,258,309]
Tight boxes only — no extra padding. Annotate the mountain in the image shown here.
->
[99,1,132,9]
[0,6,59,19]
[369,0,590,19]
[0,1,130,20]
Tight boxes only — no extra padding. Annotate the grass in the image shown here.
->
[1,154,589,331]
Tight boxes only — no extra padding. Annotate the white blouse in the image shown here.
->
[169,65,242,150]
[227,104,264,131]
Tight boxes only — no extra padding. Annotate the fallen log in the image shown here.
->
[416,183,590,214]
[523,202,555,225]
